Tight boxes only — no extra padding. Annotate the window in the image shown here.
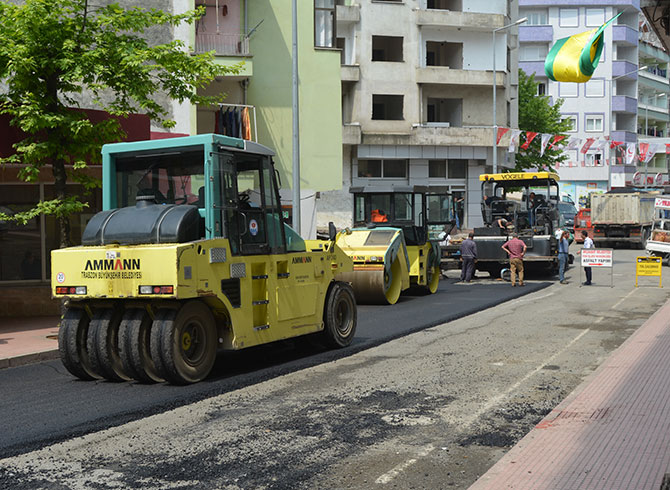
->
[314,0,335,48]
[585,153,602,166]
[563,115,577,132]
[372,94,404,120]
[559,82,578,97]
[372,36,404,62]
[559,8,578,27]
[586,115,603,132]
[358,159,382,177]
[427,98,462,126]
[537,83,547,96]
[426,41,463,68]
[429,160,446,178]
[520,44,548,62]
[358,159,408,178]
[585,8,605,27]
[585,79,604,97]
[448,160,467,179]
[427,0,462,10]
[523,10,548,25]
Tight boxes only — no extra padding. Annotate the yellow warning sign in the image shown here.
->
[635,256,662,288]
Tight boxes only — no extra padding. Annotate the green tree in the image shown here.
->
[0,0,237,247]
[515,69,571,172]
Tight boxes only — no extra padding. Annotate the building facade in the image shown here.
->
[319,0,522,230]
[519,1,642,207]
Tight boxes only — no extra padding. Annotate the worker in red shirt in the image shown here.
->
[371,209,388,223]
[502,233,527,287]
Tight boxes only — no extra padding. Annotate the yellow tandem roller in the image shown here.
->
[335,227,410,305]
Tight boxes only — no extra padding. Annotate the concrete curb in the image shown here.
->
[0,350,59,370]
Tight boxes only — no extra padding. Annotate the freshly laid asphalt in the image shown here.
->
[0,277,549,457]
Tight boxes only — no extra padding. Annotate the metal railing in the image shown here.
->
[195,33,249,56]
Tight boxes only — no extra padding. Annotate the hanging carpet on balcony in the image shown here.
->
[544,12,621,83]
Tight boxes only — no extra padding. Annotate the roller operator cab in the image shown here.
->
[474,172,560,277]
[334,189,451,304]
[51,134,357,385]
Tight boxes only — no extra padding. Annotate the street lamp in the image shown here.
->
[492,17,527,174]
[606,65,648,190]
[644,92,667,189]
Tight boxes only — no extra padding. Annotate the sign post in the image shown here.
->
[580,249,614,287]
[635,256,662,288]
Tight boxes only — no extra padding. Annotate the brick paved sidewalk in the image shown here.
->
[471,299,670,490]
[0,316,60,369]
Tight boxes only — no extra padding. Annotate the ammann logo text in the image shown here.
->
[85,259,141,271]
[291,256,312,264]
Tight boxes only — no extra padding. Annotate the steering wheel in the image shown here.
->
[137,188,167,204]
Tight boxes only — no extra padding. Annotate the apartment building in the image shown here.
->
[319,0,521,230]
[519,1,640,205]
[192,0,343,236]
[637,22,670,187]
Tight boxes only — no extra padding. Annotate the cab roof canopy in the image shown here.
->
[479,171,559,186]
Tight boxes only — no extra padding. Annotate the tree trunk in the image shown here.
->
[52,158,71,248]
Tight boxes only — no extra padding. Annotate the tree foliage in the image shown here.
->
[515,69,571,172]
[0,0,237,246]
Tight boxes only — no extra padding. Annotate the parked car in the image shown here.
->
[557,202,577,233]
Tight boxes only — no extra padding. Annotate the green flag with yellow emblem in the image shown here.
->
[544,13,621,83]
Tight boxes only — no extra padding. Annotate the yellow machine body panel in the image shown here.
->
[406,243,431,286]
[52,236,354,351]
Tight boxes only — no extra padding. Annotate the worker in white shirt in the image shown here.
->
[580,230,594,285]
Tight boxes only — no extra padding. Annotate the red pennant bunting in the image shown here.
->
[520,131,539,150]
[496,127,509,144]
[580,138,595,154]
[666,143,670,155]
[548,135,566,149]
[610,140,623,149]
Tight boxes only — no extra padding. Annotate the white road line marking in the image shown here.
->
[375,327,590,485]
[612,288,637,310]
[375,287,633,485]
[375,445,434,484]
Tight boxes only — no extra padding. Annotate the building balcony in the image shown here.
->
[519,61,547,78]
[612,25,638,46]
[611,130,637,143]
[639,70,670,93]
[416,9,503,31]
[359,125,492,147]
[519,25,553,43]
[612,60,639,80]
[416,67,503,87]
[343,123,361,145]
[612,95,637,114]
[195,33,249,57]
[336,4,360,24]
[341,65,360,82]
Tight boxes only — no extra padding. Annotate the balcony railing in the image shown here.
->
[195,33,249,56]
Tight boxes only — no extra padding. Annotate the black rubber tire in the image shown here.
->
[87,307,131,382]
[322,282,357,348]
[58,307,100,381]
[150,302,217,385]
[118,308,164,383]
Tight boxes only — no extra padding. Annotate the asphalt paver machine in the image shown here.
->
[335,188,450,304]
[52,134,357,384]
[471,172,560,276]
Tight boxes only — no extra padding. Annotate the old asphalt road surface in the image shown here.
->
[2,248,666,489]
[0,271,546,459]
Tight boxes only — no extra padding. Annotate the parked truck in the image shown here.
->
[646,196,670,264]
[591,192,656,249]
